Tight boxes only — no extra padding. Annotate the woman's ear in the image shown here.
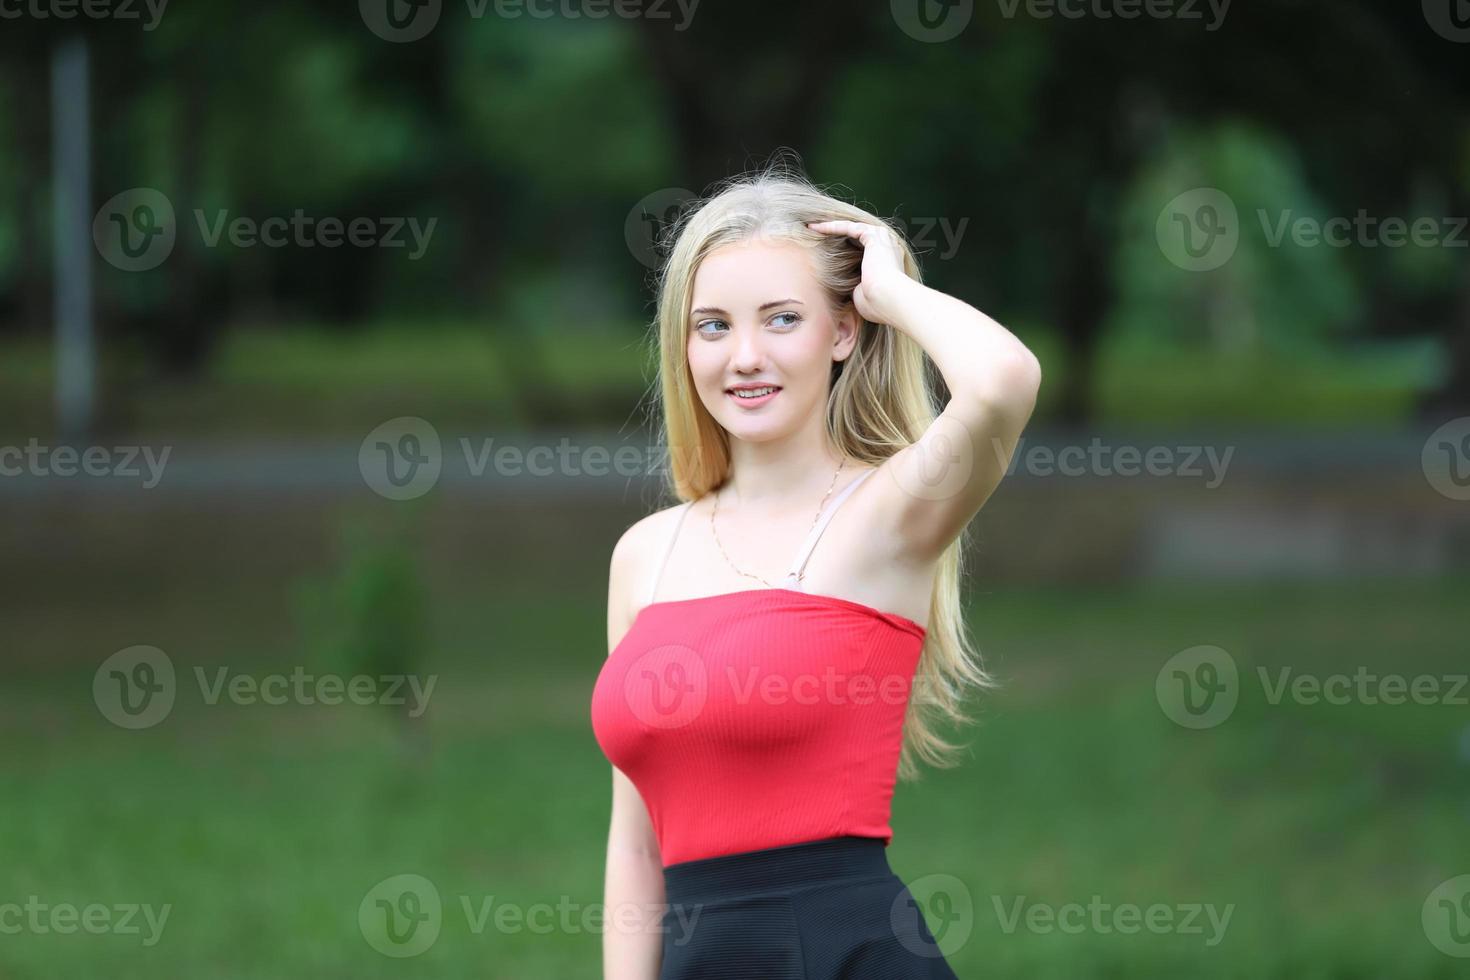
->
[832,305,860,362]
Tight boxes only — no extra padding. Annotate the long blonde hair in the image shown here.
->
[639,157,995,780]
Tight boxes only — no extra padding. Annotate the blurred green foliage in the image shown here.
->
[1,4,1465,423]
[292,507,431,720]
[1112,121,1361,355]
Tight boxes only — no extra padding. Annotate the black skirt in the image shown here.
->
[658,835,961,979]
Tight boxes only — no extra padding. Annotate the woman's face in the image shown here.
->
[686,238,856,441]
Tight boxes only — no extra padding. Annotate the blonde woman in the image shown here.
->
[591,162,1040,979]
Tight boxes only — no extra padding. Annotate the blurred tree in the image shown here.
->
[1111,121,1360,357]
[0,46,53,333]
[633,2,876,192]
[0,0,1465,419]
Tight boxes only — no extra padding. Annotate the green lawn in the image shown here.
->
[0,323,1441,439]
[2,574,1465,978]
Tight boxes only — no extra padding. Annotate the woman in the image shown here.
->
[591,162,1041,979]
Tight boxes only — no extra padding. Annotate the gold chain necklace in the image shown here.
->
[709,457,846,587]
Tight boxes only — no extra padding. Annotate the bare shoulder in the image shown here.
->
[611,500,691,581]
[607,499,694,645]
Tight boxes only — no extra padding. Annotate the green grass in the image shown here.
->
[1,574,1466,978]
[0,322,1441,439]
[1017,325,1440,427]
[0,321,659,439]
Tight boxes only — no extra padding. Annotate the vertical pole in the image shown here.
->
[53,35,93,443]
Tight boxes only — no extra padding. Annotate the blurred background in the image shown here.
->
[2,1,1469,977]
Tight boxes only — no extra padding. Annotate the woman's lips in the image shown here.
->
[726,387,781,408]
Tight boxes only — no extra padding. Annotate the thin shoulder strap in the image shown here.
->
[782,467,877,589]
[646,500,696,605]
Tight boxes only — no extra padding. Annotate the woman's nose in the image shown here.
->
[731,325,765,366]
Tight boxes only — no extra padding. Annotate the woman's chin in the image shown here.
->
[717,414,788,440]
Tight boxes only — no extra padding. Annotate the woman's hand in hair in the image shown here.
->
[806,219,915,327]
[812,216,1041,567]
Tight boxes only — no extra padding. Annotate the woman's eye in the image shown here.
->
[693,313,800,336]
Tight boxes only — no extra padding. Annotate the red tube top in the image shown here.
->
[590,579,927,867]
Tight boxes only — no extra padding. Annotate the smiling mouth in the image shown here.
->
[726,385,782,401]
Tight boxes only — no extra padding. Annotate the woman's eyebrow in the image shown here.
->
[691,298,806,316]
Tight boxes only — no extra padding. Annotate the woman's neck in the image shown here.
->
[721,434,849,514]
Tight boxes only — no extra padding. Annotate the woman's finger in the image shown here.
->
[806,219,869,238]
